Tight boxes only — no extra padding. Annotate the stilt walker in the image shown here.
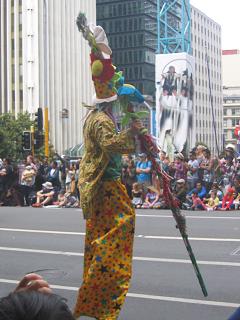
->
[73,14,145,320]
[74,12,208,320]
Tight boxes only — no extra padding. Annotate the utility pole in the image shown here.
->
[44,107,49,157]
[30,125,35,156]
[43,0,49,158]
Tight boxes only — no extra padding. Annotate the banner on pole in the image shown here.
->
[155,52,195,157]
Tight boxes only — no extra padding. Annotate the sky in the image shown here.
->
[190,0,240,50]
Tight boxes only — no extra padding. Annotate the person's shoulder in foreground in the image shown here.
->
[0,273,74,320]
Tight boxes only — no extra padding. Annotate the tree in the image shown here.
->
[0,112,33,161]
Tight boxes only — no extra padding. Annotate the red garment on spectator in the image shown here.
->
[222,194,234,209]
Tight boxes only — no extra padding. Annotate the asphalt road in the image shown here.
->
[0,207,240,320]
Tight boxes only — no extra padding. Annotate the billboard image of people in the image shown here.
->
[156,52,195,158]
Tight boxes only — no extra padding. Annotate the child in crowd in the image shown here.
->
[131,182,143,209]
[208,182,223,201]
[191,191,205,210]
[142,186,161,209]
[203,190,219,211]
[233,192,240,210]
[53,189,66,207]
[219,187,235,211]
[64,193,79,208]
[56,190,79,208]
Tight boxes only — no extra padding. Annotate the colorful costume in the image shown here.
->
[74,12,208,318]
[74,110,136,319]
[74,14,139,319]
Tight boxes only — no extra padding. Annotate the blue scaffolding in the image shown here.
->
[157,0,191,54]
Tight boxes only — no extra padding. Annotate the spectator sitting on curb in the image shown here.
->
[131,182,143,208]
[32,182,55,207]
[208,182,223,201]
[142,186,161,209]
[203,190,220,211]
[190,191,205,210]
[187,181,207,201]
[218,187,235,211]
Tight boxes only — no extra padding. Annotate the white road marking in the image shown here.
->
[0,246,240,267]
[0,278,238,308]
[0,228,85,236]
[0,227,240,242]
[231,246,240,255]
[0,246,84,257]
[137,214,240,220]
[142,236,240,242]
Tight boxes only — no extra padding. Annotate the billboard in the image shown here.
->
[156,52,195,157]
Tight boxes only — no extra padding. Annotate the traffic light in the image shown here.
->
[22,131,31,151]
[34,131,44,149]
[34,107,43,132]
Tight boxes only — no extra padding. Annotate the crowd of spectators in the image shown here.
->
[121,145,240,211]
[0,155,80,208]
[1,144,240,211]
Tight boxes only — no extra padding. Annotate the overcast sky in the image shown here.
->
[190,0,240,50]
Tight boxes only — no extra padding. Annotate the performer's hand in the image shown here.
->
[130,119,144,135]
[14,273,52,294]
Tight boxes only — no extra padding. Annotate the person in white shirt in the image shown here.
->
[187,151,199,191]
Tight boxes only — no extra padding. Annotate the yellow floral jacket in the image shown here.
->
[79,110,135,219]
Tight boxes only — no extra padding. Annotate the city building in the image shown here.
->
[97,1,223,154]
[191,6,223,154]
[0,0,23,114]
[222,49,240,146]
[96,0,157,97]
[0,0,96,154]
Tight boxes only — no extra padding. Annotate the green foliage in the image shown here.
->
[0,112,33,160]
[121,111,149,127]
[34,144,56,162]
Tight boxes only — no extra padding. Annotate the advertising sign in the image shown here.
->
[156,52,195,157]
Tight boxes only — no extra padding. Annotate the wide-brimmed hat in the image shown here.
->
[225,144,235,152]
[177,179,185,184]
[175,153,184,160]
[139,153,147,158]
[42,182,53,189]
[147,185,160,194]
[25,165,32,170]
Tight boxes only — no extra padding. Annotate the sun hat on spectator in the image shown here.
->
[225,144,235,153]
[139,153,147,158]
[147,186,159,194]
[42,182,53,189]
[177,179,185,184]
[175,153,184,160]
[25,165,32,170]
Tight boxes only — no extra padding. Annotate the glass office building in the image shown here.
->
[96,0,157,96]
